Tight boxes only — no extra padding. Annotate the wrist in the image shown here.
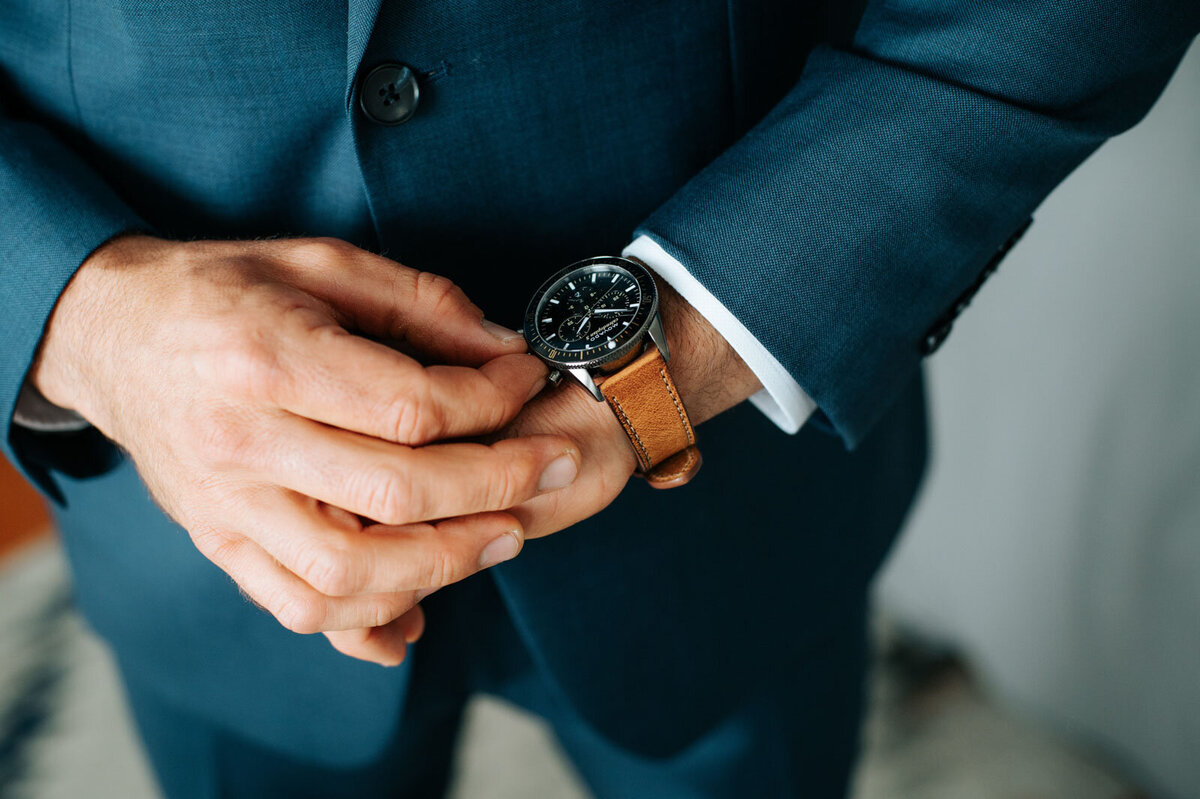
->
[30,233,160,419]
[648,267,761,426]
[519,254,759,482]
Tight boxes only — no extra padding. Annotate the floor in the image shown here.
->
[0,536,1144,799]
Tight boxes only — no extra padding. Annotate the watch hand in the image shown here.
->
[592,308,632,314]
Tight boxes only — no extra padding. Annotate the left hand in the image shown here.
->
[498,375,638,539]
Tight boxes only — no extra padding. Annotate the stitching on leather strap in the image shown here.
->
[608,396,651,469]
[658,367,695,446]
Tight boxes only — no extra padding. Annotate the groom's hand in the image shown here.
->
[344,275,766,664]
[31,235,581,665]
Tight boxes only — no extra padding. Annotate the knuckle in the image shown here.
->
[212,333,280,400]
[358,464,418,525]
[289,237,353,268]
[412,271,468,317]
[364,597,404,630]
[195,528,242,565]
[485,456,526,510]
[294,541,357,596]
[274,592,325,635]
[419,548,462,589]
[491,446,539,508]
[383,388,443,445]
[384,394,422,444]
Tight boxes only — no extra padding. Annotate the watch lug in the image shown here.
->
[647,314,670,362]
[565,367,605,402]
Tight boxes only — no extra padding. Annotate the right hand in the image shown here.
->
[31,235,581,665]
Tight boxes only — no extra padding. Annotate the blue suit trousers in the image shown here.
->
[126,571,868,799]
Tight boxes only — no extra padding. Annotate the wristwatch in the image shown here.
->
[523,255,701,488]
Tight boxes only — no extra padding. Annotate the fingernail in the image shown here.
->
[481,318,522,344]
[479,532,522,569]
[415,587,437,602]
[537,452,578,492]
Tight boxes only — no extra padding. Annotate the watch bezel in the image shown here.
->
[523,256,659,370]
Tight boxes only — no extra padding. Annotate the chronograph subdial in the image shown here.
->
[558,314,592,342]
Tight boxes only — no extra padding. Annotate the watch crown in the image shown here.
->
[547,370,563,386]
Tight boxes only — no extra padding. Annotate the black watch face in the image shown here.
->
[524,257,658,369]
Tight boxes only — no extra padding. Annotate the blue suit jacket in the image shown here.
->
[2,0,1194,764]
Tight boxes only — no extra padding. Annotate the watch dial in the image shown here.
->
[525,259,656,368]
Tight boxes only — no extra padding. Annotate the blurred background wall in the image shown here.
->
[876,40,1200,799]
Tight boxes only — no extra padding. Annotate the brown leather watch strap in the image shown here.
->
[599,347,701,488]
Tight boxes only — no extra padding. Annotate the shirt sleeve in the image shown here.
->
[623,235,816,434]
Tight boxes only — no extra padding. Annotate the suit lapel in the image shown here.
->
[347,0,385,108]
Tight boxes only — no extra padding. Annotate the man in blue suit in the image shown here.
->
[2,1,1195,796]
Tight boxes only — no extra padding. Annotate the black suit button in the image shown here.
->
[359,64,419,125]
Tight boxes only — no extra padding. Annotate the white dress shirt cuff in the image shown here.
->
[623,235,816,434]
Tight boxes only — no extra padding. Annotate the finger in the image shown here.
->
[271,317,547,443]
[278,238,525,365]
[231,489,529,596]
[243,412,579,527]
[323,607,425,667]
[193,525,420,635]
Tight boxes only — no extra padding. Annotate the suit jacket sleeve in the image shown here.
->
[0,103,146,502]
[636,0,1198,448]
